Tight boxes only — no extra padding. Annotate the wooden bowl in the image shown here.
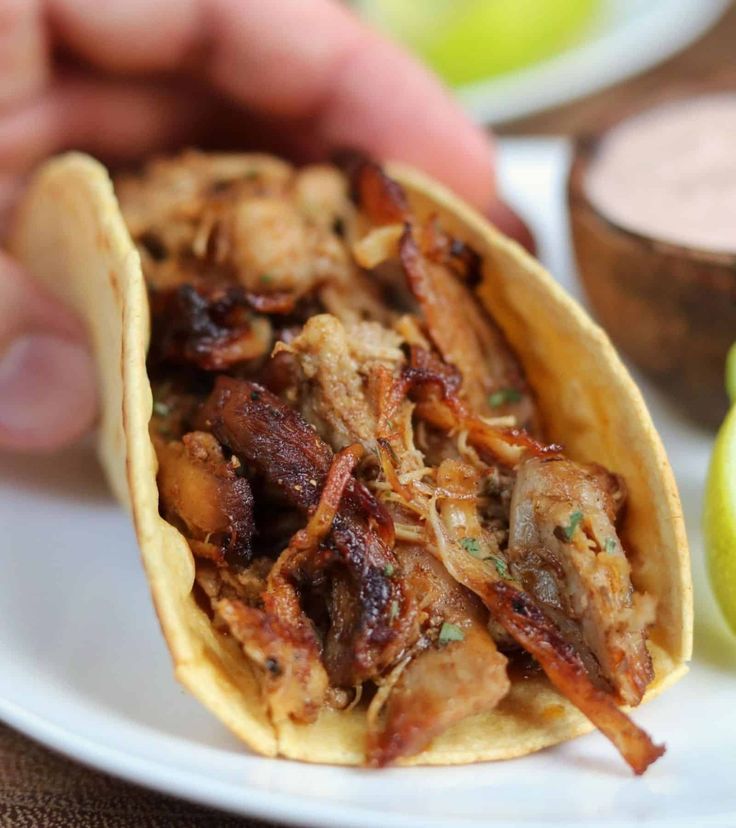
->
[568,134,736,428]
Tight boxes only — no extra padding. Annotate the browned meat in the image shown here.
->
[120,153,360,302]
[429,459,663,775]
[199,377,415,687]
[366,544,509,766]
[399,228,536,428]
[155,431,254,566]
[135,152,663,772]
[508,457,655,706]
[419,216,482,285]
[349,158,410,226]
[280,313,404,450]
[150,284,272,371]
[215,597,328,725]
[224,192,350,297]
[199,376,333,510]
[117,152,294,291]
[483,581,663,774]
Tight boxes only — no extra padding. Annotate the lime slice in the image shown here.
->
[704,375,736,634]
[725,342,736,404]
[362,0,599,86]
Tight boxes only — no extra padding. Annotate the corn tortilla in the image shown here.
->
[11,153,692,765]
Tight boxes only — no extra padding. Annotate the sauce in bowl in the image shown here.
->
[585,93,736,254]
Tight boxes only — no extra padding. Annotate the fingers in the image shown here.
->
[45,0,496,212]
[207,0,496,211]
[0,251,96,451]
[0,76,210,174]
[0,0,48,108]
[47,0,201,73]
[304,35,496,213]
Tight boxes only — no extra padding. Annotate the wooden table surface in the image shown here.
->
[2,4,735,826]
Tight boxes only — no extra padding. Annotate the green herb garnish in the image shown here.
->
[383,563,395,578]
[562,510,584,542]
[153,400,171,417]
[488,387,523,408]
[460,537,483,558]
[489,556,509,578]
[259,272,274,285]
[604,537,617,554]
[438,622,465,645]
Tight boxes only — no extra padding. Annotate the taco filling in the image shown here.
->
[115,152,662,772]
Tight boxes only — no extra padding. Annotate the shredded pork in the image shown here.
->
[126,151,662,773]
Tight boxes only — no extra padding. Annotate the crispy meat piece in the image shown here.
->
[279,314,378,449]
[226,193,350,296]
[509,457,655,706]
[411,397,557,470]
[349,158,411,226]
[385,346,554,469]
[197,549,327,728]
[118,152,294,290]
[155,431,254,566]
[366,544,509,766]
[150,284,272,371]
[280,313,404,450]
[429,459,663,775]
[486,582,663,774]
[228,446,366,722]
[199,376,332,509]
[215,597,328,725]
[199,376,414,686]
[399,227,536,428]
[364,396,511,764]
[420,216,482,285]
[120,153,357,300]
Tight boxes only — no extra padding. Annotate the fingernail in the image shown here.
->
[0,334,97,451]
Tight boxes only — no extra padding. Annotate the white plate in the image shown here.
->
[454,0,730,124]
[1,139,735,828]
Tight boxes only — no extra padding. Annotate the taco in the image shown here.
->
[11,151,692,771]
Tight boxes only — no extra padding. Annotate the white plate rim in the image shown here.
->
[456,0,730,124]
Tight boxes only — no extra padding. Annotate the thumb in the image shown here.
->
[0,251,97,451]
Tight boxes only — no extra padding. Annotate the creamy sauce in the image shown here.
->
[585,94,736,253]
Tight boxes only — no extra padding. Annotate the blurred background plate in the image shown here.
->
[357,0,730,124]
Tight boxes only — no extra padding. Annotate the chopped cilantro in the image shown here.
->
[489,556,509,578]
[259,272,274,285]
[488,387,523,407]
[389,600,399,621]
[563,510,584,542]
[438,622,465,645]
[604,537,617,554]
[383,563,395,578]
[152,400,170,417]
[460,537,483,558]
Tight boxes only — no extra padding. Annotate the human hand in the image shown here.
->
[0,0,529,451]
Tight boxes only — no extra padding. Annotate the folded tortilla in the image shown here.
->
[11,152,692,765]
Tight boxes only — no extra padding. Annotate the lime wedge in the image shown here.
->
[362,0,599,86]
[704,377,736,634]
[726,342,736,404]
